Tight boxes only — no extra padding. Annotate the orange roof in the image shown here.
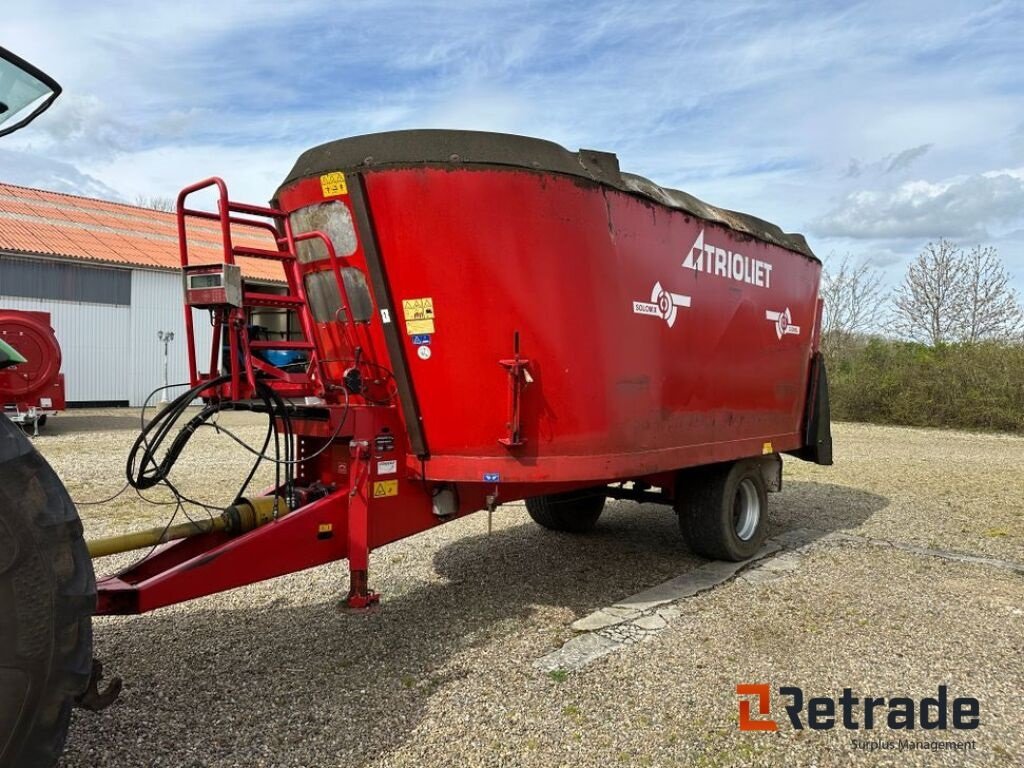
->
[0,182,285,282]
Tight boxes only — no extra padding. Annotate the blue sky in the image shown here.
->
[4,0,1023,292]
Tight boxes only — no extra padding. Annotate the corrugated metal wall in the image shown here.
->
[1,265,214,406]
[129,270,213,407]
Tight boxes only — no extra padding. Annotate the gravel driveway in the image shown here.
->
[33,412,1022,767]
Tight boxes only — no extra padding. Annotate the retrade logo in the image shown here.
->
[736,684,980,732]
[736,684,777,731]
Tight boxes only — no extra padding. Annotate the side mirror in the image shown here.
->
[0,46,61,138]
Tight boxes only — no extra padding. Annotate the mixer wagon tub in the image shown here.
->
[0,310,66,435]
[1,129,830,768]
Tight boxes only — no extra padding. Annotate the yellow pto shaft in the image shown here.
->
[86,496,289,559]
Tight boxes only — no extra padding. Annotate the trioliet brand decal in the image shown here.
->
[632,281,691,328]
[765,308,801,339]
[683,228,774,288]
[319,171,348,197]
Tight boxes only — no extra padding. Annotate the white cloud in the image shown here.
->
[0,149,123,199]
[1,0,1022,291]
[813,172,1024,240]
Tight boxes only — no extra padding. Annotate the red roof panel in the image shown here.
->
[0,182,284,283]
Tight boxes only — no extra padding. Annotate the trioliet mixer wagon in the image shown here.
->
[1,128,831,767]
[0,310,67,435]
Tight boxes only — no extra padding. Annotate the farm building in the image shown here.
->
[0,182,286,406]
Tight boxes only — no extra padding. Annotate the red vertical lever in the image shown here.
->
[498,331,530,448]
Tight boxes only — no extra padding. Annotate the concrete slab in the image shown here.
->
[612,541,781,611]
[570,606,642,632]
[534,632,621,673]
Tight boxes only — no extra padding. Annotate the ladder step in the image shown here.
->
[244,292,305,308]
[249,340,315,350]
[232,244,295,261]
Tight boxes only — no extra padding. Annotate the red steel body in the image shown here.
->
[277,168,821,483]
[0,309,66,419]
[96,131,826,615]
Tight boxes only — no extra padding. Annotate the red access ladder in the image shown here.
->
[175,177,356,401]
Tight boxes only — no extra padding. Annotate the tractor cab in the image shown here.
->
[0,46,62,137]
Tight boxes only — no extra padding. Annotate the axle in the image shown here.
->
[87,495,289,559]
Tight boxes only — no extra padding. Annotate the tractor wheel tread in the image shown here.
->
[0,415,95,768]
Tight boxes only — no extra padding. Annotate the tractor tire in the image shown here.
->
[526,489,606,533]
[0,414,95,768]
[676,460,768,561]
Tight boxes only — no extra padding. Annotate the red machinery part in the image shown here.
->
[97,130,830,616]
[275,160,822,483]
[0,309,66,411]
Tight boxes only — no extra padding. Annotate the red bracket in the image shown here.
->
[345,441,380,609]
[498,332,531,448]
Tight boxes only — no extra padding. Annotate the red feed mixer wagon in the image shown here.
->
[0,309,66,434]
[0,129,831,768]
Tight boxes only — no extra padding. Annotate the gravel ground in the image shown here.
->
[30,412,1023,767]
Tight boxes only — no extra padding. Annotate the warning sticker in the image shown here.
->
[319,171,348,197]
[373,480,399,498]
[406,319,435,335]
[377,459,397,475]
[402,297,435,321]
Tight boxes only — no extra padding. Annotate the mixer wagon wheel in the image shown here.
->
[675,460,768,561]
[0,414,95,768]
[525,489,606,533]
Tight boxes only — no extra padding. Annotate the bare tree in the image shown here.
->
[895,239,1024,345]
[959,245,1024,342]
[134,194,175,212]
[894,239,968,345]
[819,253,887,359]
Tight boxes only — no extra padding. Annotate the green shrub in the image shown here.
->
[827,338,1024,433]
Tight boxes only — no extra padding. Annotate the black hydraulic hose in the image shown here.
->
[126,375,231,490]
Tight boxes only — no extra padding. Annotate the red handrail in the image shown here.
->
[175,176,356,400]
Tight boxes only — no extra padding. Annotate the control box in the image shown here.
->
[183,264,243,308]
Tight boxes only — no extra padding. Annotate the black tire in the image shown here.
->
[0,414,95,768]
[675,460,768,561]
[526,489,606,533]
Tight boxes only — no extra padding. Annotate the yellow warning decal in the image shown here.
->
[405,319,435,335]
[373,480,399,498]
[762,441,773,455]
[402,297,435,321]
[318,523,333,534]
[319,171,348,197]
